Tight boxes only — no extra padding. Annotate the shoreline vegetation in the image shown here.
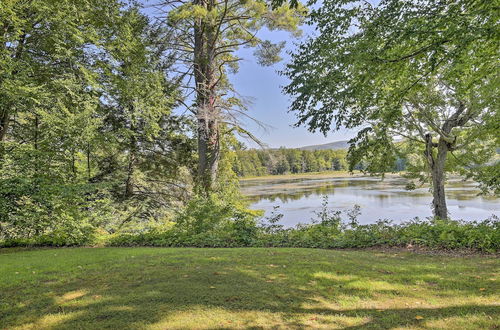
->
[239,170,485,182]
[2,173,498,253]
[239,170,364,181]
[2,171,497,252]
[2,211,498,253]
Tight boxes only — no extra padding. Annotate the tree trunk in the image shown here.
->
[0,33,25,155]
[0,110,9,161]
[34,114,39,173]
[0,110,9,142]
[87,143,91,181]
[430,146,448,219]
[425,133,448,219]
[124,135,137,198]
[34,114,39,150]
[71,150,76,177]
[197,118,219,192]
[193,0,219,193]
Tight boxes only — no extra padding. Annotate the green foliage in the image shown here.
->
[0,1,196,243]
[1,0,497,250]
[107,193,261,247]
[106,217,500,252]
[105,198,499,252]
[283,0,499,197]
[0,143,107,246]
[395,218,500,252]
[232,147,351,177]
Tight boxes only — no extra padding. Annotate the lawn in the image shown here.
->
[0,248,498,329]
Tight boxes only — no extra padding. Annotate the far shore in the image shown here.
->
[239,170,403,181]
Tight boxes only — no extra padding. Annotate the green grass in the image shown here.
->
[0,248,498,329]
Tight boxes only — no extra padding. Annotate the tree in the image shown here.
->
[331,157,341,171]
[286,148,302,173]
[283,0,499,218]
[158,0,305,192]
[0,0,124,240]
[103,8,182,197]
[94,7,195,229]
[0,0,112,156]
[0,0,195,239]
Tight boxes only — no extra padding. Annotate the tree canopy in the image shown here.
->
[283,0,499,218]
[0,0,498,244]
[0,0,195,239]
[158,0,305,192]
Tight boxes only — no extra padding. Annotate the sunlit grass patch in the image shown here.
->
[344,280,406,291]
[312,271,358,282]
[11,311,85,330]
[57,290,88,304]
[147,306,372,329]
[0,248,498,329]
[421,313,498,330]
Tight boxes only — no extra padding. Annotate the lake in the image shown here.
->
[240,174,499,227]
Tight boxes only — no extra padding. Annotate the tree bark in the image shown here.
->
[193,0,220,193]
[425,133,448,219]
[124,135,137,198]
[0,110,9,142]
[197,118,219,192]
[0,110,9,163]
[87,143,91,181]
[0,32,25,161]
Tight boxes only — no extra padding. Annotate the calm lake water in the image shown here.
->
[240,175,499,227]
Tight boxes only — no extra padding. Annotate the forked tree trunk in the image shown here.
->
[425,133,449,219]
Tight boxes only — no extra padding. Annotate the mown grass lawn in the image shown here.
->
[0,248,498,329]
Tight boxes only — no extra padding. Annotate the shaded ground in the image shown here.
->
[0,248,498,329]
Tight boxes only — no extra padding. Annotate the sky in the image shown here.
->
[141,1,356,149]
[228,27,356,148]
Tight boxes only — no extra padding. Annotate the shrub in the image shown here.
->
[0,178,104,247]
[3,192,499,252]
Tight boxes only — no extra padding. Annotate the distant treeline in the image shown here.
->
[232,148,407,177]
[233,148,347,177]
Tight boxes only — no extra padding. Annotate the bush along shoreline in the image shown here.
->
[106,217,499,253]
[2,197,498,253]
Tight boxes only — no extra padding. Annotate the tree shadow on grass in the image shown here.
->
[1,248,498,329]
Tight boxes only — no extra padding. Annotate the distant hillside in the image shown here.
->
[299,140,350,151]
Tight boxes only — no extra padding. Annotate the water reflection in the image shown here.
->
[240,175,499,227]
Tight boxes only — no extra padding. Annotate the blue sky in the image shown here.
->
[229,27,356,148]
[141,1,356,148]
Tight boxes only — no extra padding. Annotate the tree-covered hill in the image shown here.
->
[299,140,350,151]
